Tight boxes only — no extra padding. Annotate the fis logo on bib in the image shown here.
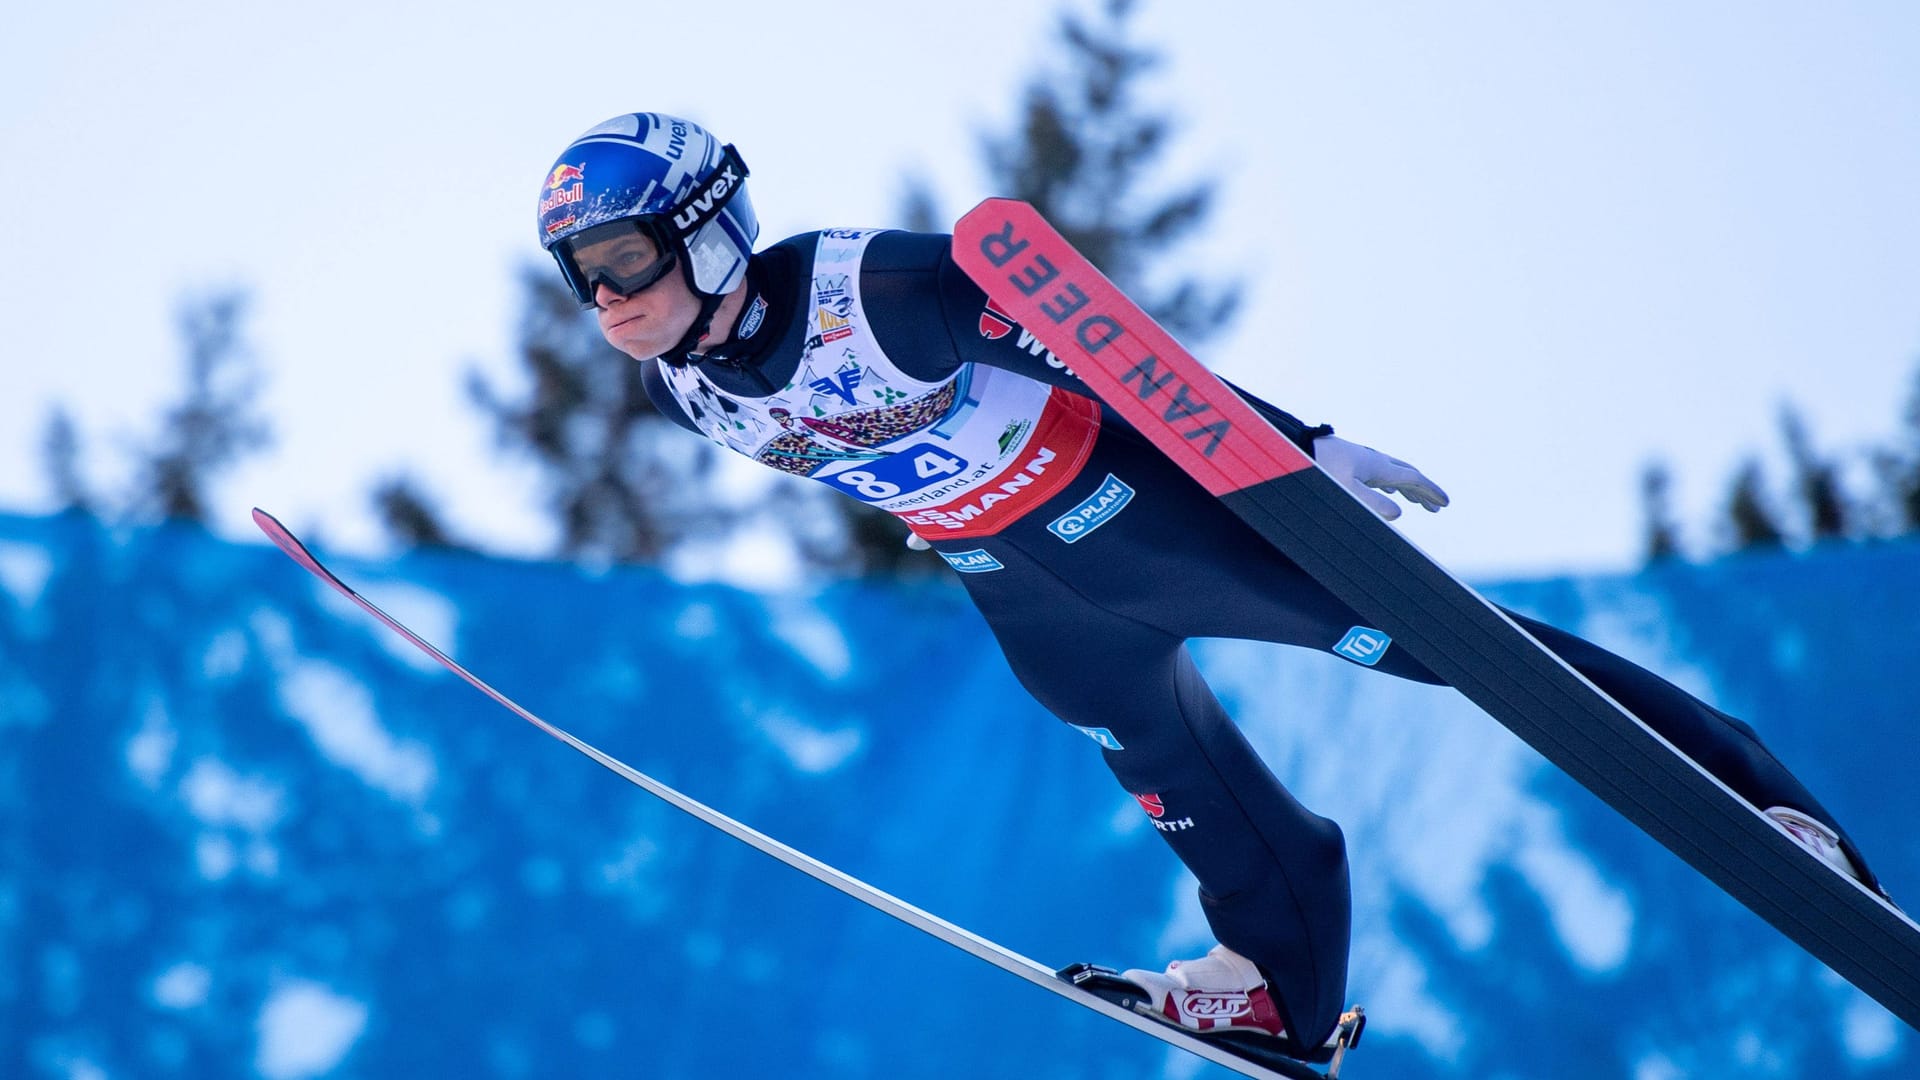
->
[939,549,1004,574]
[1048,474,1134,543]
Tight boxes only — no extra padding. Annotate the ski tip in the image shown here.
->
[251,507,347,589]
[956,196,1027,226]
[252,507,297,547]
[251,508,308,559]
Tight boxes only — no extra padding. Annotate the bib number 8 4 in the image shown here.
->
[831,444,969,502]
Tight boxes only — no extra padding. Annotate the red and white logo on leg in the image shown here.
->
[978,299,1016,340]
[1133,791,1197,833]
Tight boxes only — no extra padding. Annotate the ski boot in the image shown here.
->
[1060,944,1365,1079]
[1765,806,1901,909]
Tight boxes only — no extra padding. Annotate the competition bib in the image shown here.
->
[659,229,1099,539]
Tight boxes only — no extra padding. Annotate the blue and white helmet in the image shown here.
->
[537,113,759,304]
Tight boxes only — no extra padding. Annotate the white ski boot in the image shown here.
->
[1120,944,1288,1037]
[1764,805,1904,911]
[1062,945,1366,1078]
[1765,807,1858,879]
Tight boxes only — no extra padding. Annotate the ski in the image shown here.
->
[251,508,1354,1080]
[951,198,1920,1031]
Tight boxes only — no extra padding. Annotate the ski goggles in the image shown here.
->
[551,144,750,307]
[552,218,681,306]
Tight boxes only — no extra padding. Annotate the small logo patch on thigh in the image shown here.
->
[1334,626,1392,665]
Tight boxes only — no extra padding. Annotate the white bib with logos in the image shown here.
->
[658,229,1100,539]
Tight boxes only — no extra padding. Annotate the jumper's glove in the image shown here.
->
[906,532,932,551]
[1312,434,1450,521]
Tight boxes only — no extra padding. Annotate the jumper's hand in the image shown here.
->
[1313,434,1450,521]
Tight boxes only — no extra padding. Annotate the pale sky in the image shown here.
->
[6,1,1919,583]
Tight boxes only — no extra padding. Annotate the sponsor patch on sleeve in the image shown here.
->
[939,549,1005,574]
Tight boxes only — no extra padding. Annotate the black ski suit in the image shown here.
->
[643,228,1869,1050]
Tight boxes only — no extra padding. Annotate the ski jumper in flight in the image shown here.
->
[534,112,1890,1061]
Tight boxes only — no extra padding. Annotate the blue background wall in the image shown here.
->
[3,512,1915,1079]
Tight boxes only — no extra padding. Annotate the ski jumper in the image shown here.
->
[644,228,1871,1052]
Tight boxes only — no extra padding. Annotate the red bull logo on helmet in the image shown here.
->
[540,163,586,217]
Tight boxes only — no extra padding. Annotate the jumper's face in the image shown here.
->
[569,228,702,360]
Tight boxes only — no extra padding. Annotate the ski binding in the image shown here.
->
[1058,963,1365,1079]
